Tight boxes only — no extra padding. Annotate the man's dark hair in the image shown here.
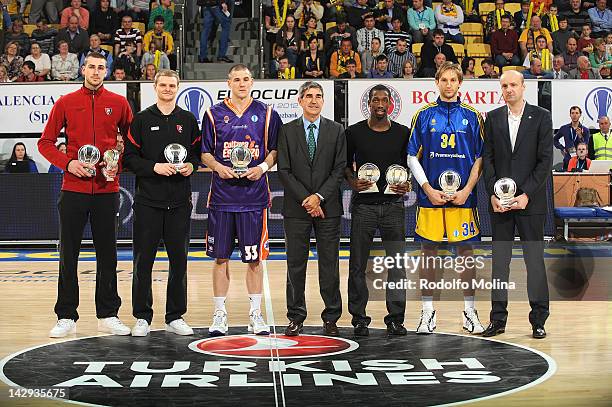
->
[346,58,357,66]
[368,84,391,102]
[22,60,35,71]
[570,105,582,114]
[432,28,445,37]
[375,54,388,63]
[154,15,165,24]
[481,58,495,66]
[558,15,568,22]
[84,51,107,65]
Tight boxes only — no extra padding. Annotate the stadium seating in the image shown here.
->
[467,43,491,57]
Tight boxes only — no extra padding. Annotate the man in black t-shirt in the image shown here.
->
[344,84,411,337]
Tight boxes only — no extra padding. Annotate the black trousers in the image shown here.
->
[348,202,406,326]
[132,202,191,324]
[490,212,550,326]
[55,191,121,321]
[285,216,342,324]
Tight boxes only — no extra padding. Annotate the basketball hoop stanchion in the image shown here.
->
[262,259,287,407]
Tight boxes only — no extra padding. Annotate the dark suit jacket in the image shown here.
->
[483,102,553,215]
[277,116,347,219]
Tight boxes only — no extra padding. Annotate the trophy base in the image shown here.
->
[102,168,115,181]
[86,168,96,177]
[233,167,248,175]
[359,185,379,193]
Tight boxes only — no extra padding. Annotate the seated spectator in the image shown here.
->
[143,62,157,80]
[514,0,531,32]
[263,2,281,59]
[588,0,612,38]
[114,39,139,78]
[300,16,324,51]
[0,65,9,82]
[401,59,415,78]
[4,143,38,173]
[357,13,385,54]
[421,51,446,77]
[55,15,89,55]
[600,64,612,78]
[542,4,559,32]
[16,60,45,81]
[277,56,296,79]
[577,24,595,53]
[268,44,284,79]
[28,0,64,24]
[31,19,58,56]
[485,0,515,41]
[0,41,24,81]
[48,142,67,173]
[324,16,356,59]
[338,58,363,78]
[345,0,371,30]
[461,56,476,78]
[276,15,301,67]
[590,37,612,67]
[563,0,590,35]
[552,15,578,54]
[552,54,569,78]
[567,142,591,171]
[588,116,611,160]
[385,16,411,53]
[89,0,119,46]
[25,41,51,78]
[114,14,143,58]
[524,34,553,69]
[417,28,457,76]
[568,54,602,77]
[111,0,128,16]
[5,19,31,57]
[112,65,126,80]
[140,38,169,73]
[127,0,150,23]
[367,54,394,77]
[148,0,173,31]
[519,15,553,59]
[61,0,90,30]
[562,37,580,71]
[522,57,553,78]
[51,40,79,80]
[299,36,326,78]
[479,58,499,78]
[329,37,362,78]
[491,15,521,68]
[360,36,384,75]
[387,38,416,77]
[79,34,113,78]
[294,0,324,31]
[554,106,590,169]
[607,32,612,55]
[407,0,435,43]
[143,15,174,66]
[434,0,464,44]
[375,0,407,32]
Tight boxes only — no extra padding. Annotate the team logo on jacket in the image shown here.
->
[176,124,183,133]
[224,115,230,123]
[360,84,402,121]
[105,107,112,115]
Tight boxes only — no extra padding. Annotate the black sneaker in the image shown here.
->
[218,56,234,63]
[354,323,369,337]
[386,321,408,336]
[199,57,212,63]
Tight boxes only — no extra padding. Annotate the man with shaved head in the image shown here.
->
[567,55,602,78]
[482,70,553,339]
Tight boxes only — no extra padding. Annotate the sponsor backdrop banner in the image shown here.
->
[551,81,612,129]
[0,173,554,241]
[140,80,335,125]
[0,83,127,133]
[347,79,539,126]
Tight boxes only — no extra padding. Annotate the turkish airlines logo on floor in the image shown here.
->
[189,334,359,359]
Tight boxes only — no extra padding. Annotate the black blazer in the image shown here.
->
[277,116,347,218]
[482,102,553,215]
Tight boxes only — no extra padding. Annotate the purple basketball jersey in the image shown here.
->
[202,98,281,211]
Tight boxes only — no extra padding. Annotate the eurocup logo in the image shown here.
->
[177,87,214,128]
[360,84,402,121]
[584,87,612,122]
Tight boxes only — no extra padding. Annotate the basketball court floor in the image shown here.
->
[0,245,610,406]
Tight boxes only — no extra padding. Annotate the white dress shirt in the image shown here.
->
[508,101,526,151]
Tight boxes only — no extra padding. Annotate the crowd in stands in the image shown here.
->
[0,0,177,82]
[264,0,612,79]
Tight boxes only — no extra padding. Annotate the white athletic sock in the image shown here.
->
[249,294,262,314]
[464,296,475,311]
[422,296,434,311]
[213,297,226,313]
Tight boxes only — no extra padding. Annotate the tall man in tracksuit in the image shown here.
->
[123,69,201,337]
[38,52,133,338]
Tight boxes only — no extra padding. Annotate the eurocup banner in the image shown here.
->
[347,79,539,126]
[551,80,612,129]
[139,80,335,125]
[0,83,128,133]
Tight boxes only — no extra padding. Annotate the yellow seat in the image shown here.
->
[133,22,146,33]
[450,43,465,57]
[460,22,484,36]
[411,42,423,57]
[23,24,36,36]
[502,65,525,72]
[479,3,495,16]
[505,3,521,14]
[464,36,484,44]
[466,42,491,57]
[432,2,442,11]
[326,21,336,31]
[100,44,114,53]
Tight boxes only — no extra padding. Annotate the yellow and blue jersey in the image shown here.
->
[407,97,484,209]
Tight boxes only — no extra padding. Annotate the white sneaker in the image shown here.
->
[98,317,131,335]
[416,309,437,334]
[209,310,228,337]
[49,319,76,338]
[248,310,270,335]
[463,308,485,334]
[131,319,150,337]
[166,318,194,336]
